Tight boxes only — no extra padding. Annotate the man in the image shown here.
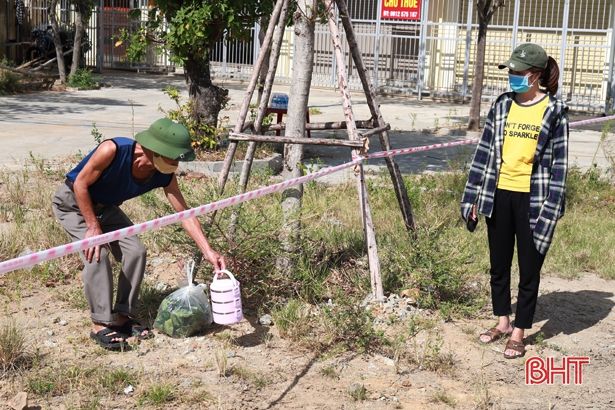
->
[52,118,225,350]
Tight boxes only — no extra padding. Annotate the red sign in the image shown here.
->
[381,0,421,20]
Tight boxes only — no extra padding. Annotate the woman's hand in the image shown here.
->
[471,204,477,221]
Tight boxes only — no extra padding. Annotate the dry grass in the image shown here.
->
[0,321,32,377]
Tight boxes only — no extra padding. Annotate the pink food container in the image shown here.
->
[210,270,243,325]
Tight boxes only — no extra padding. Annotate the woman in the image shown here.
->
[460,43,569,359]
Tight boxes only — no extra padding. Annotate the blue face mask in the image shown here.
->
[508,73,533,93]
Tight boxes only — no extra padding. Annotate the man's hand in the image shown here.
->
[471,204,477,221]
[84,224,103,263]
[204,249,226,272]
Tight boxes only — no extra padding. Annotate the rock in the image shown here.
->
[123,385,134,395]
[7,392,28,410]
[399,288,420,304]
[226,351,236,358]
[46,330,54,337]
[259,314,273,326]
[58,320,68,326]
[44,340,57,348]
[382,357,395,367]
[155,282,169,292]
[360,294,375,308]
[149,257,165,267]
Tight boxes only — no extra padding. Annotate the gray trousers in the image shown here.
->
[52,183,146,324]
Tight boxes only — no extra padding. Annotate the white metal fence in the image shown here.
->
[209,0,615,113]
[11,0,615,112]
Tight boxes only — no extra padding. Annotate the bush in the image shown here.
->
[161,85,228,151]
[67,69,98,90]
[0,69,20,95]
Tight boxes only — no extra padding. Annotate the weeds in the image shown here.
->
[90,122,103,145]
[0,321,31,377]
[348,383,368,401]
[229,365,270,389]
[271,299,311,341]
[67,69,99,90]
[431,389,457,407]
[56,285,89,310]
[319,365,339,379]
[214,349,228,377]
[99,368,139,393]
[138,383,175,405]
[0,68,20,95]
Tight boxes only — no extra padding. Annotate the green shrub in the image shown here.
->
[0,69,20,95]
[67,69,98,90]
[161,85,228,151]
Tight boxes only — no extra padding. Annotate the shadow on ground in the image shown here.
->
[528,290,615,342]
[302,129,477,174]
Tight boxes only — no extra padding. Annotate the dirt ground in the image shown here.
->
[1,259,613,409]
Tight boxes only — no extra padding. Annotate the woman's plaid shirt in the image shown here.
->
[460,92,569,255]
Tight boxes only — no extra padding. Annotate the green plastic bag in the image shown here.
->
[154,260,213,338]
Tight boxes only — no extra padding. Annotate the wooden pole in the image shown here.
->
[266,119,375,131]
[235,0,289,192]
[229,132,365,148]
[227,0,290,231]
[216,0,287,193]
[335,0,416,232]
[359,124,390,138]
[325,0,383,300]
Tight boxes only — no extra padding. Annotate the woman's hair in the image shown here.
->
[531,56,560,94]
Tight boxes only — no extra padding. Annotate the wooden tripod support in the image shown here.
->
[215,0,417,300]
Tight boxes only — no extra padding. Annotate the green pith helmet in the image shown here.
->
[498,43,548,71]
[135,118,195,161]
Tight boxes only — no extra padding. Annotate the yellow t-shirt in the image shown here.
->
[497,96,549,192]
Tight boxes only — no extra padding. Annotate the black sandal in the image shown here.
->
[90,327,130,351]
[119,319,155,340]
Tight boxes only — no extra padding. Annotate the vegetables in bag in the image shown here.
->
[154,260,213,337]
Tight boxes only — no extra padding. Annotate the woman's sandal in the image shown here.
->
[119,319,155,341]
[479,327,511,344]
[90,328,130,351]
[504,339,526,359]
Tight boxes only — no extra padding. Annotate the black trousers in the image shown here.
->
[486,189,545,329]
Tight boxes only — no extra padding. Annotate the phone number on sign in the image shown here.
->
[383,10,419,18]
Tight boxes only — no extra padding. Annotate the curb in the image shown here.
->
[178,153,283,176]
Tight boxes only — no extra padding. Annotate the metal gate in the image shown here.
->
[13,0,173,71]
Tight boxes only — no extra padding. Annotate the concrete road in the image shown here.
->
[0,72,612,174]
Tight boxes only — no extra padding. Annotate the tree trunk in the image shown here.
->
[69,3,87,78]
[184,55,229,131]
[275,0,315,275]
[467,22,488,131]
[48,0,67,83]
[468,0,506,130]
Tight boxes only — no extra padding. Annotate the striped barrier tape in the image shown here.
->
[2,110,613,277]
[569,114,615,128]
[0,138,478,276]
